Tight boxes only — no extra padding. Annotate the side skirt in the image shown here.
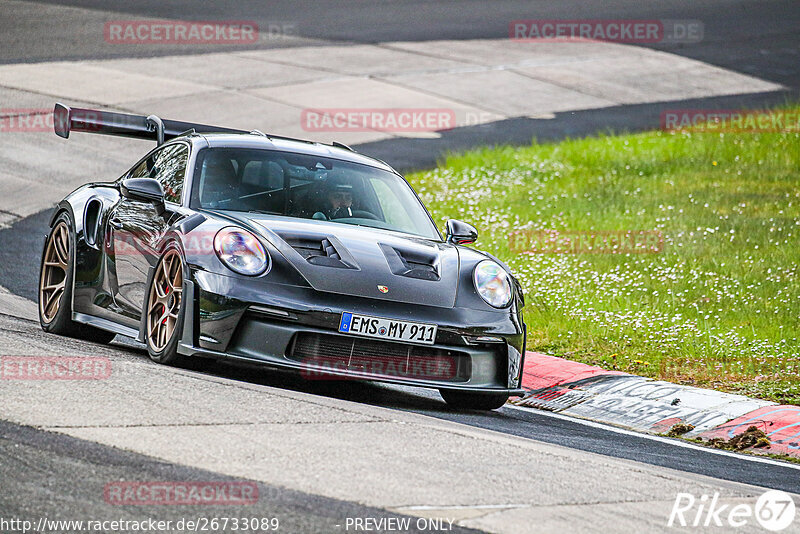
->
[71,311,139,339]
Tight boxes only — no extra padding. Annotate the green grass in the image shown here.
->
[407,107,800,404]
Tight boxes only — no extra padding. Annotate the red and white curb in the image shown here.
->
[515,352,800,458]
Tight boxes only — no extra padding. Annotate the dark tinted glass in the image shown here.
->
[190,148,439,239]
[128,143,189,204]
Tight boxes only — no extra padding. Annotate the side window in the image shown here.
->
[152,144,189,204]
[127,144,190,204]
[128,156,153,179]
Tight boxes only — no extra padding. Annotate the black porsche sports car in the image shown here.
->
[39,103,526,409]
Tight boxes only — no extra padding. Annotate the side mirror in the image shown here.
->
[121,178,166,215]
[445,219,478,245]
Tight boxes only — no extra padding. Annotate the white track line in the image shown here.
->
[505,404,800,472]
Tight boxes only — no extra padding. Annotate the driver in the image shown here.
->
[315,176,357,220]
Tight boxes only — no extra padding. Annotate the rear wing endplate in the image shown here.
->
[53,103,248,145]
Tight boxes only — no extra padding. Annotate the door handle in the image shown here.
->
[109,218,123,230]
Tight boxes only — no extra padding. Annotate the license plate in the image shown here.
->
[338,312,437,345]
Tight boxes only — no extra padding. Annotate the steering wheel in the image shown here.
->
[351,210,378,220]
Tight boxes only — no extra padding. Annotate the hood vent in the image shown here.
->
[276,231,356,269]
[242,216,458,307]
[380,243,440,281]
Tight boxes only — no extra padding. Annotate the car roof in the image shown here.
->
[186,133,397,174]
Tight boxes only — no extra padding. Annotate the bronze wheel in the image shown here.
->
[38,213,115,343]
[147,249,183,352]
[39,220,70,323]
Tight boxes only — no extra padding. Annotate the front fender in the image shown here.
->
[175,217,311,288]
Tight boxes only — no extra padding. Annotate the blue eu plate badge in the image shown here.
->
[339,312,354,333]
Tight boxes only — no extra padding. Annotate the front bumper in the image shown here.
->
[179,269,526,394]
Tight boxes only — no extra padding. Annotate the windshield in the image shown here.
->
[190,148,441,240]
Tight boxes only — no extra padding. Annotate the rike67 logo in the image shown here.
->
[669,490,796,531]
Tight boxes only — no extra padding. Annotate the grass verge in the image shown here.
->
[408,107,800,404]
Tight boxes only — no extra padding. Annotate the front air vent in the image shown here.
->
[307,238,344,267]
[287,332,471,383]
[276,231,355,269]
[379,243,440,281]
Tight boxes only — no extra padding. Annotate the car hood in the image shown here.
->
[228,214,461,309]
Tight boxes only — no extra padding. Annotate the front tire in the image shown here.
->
[145,245,188,366]
[439,389,509,410]
[38,212,116,344]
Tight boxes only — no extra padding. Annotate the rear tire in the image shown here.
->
[439,389,509,410]
[38,212,116,344]
[144,245,189,366]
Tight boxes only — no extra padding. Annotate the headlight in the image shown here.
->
[213,227,269,276]
[473,260,512,308]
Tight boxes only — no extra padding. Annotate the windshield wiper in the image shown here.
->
[248,209,281,215]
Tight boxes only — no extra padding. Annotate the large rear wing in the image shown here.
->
[53,103,248,145]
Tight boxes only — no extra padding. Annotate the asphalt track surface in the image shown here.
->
[2,0,799,92]
[1,1,800,531]
[159,356,800,496]
[0,418,481,534]
[3,310,800,498]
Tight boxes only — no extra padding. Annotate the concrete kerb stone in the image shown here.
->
[516,352,793,457]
